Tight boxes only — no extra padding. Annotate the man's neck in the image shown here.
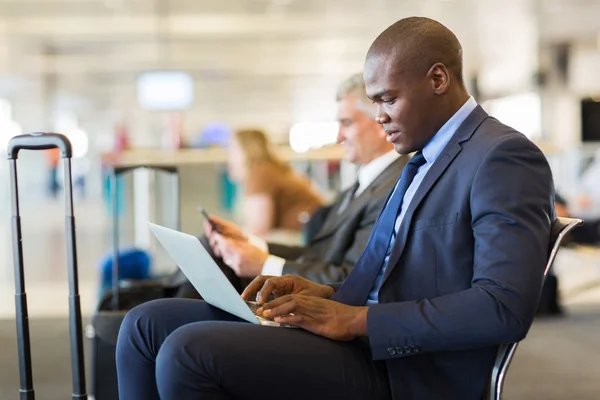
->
[443,89,471,123]
[426,90,471,144]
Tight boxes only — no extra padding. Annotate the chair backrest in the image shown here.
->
[487,217,583,400]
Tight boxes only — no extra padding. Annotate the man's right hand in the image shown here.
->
[241,274,335,305]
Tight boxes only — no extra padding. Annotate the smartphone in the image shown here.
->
[198,206,220,233]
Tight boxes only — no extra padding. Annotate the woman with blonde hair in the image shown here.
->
[227,129,324,236]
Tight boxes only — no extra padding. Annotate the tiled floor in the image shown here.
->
[505,302,600,399]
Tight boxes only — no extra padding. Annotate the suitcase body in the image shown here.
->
[7,132,87,400]
[89,283,177,398]
[89,166,180,399]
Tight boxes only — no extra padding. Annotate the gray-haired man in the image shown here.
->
[174,73,408,295]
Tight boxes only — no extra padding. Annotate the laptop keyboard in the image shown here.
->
[245,301,297,328]
[246,301,262,314]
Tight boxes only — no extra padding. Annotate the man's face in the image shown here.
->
[336,95,387,165]
[363,54,439,154]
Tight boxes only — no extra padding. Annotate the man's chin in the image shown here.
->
[392,143,411,155]
[344,153,358,164]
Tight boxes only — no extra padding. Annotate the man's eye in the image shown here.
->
[383,99,396,105]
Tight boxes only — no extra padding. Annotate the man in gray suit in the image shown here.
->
[176,74,407,297]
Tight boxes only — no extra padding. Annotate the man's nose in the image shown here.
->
[336,127,345,144]
[375,105,391,124]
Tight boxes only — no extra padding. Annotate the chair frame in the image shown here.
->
[487,217,583,400]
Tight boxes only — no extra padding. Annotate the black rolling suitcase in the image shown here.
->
[89,166,180,400]
[88,282,172,399]
[7,132,88,400]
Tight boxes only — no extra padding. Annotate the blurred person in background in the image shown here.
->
[46,147,61,197]
[174,73,408,298]
[227,128,324,237]
[101,122,130,214]
[568,149,600,220]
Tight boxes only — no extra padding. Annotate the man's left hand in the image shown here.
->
[260,295,368,341]
[215,235,269,278]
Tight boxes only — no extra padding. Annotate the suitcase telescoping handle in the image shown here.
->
[7,132,88,400]
[7,132,72,159]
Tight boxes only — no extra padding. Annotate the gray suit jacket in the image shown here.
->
[268,156,408,284]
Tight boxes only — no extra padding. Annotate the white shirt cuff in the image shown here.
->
[247,234,284,275]
[247,234,269,252]
[261,255,286,276]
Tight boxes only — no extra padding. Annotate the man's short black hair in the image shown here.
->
[367,17,464,83]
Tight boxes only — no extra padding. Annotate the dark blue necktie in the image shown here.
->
[331,152,427,306]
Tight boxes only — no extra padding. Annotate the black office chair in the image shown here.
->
[487,217,584,400]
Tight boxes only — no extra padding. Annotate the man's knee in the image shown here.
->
[117,299,176,352]
[117,300,154,355]
[155,323,219,396]
[157,322,221,364]
[119,299,161,332]
[157,322,243,371]
[155,325,191,375]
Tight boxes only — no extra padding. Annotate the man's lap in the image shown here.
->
[126,298,391,399]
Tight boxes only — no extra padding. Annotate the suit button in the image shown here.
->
[403,346,411,353]
[387,347,396,356]
[412,346,421,353]
[394,347,404,355]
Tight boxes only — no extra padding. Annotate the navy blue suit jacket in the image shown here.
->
[334,106,554,399]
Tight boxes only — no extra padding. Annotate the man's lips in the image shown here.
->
[385,130,401,142]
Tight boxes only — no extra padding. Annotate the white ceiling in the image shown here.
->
[0,0,598,140]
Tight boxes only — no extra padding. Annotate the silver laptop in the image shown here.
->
[148,222,295,328]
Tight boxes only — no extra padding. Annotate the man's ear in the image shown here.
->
[429,63,450,95]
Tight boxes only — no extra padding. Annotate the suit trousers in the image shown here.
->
[116,298,392,400]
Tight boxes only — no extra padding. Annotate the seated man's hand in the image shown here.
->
[242,274,335,304]
[204,216,247,242]
[261,295,368,341]
[215,235,267,278]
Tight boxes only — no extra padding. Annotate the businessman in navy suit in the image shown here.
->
[116,17,554,400]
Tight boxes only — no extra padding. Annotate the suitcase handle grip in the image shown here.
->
[7,132,72,159]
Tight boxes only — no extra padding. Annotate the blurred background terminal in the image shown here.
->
[0,1,600,398]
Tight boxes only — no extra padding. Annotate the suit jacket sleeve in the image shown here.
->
[367,136,554,361]
[280,199,382,284]
[265,204,334,261]
[267,242,306,260]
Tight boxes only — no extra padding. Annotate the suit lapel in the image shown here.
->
[315,186,371,237]
[311,157,407,242]
[381,106,490,283]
